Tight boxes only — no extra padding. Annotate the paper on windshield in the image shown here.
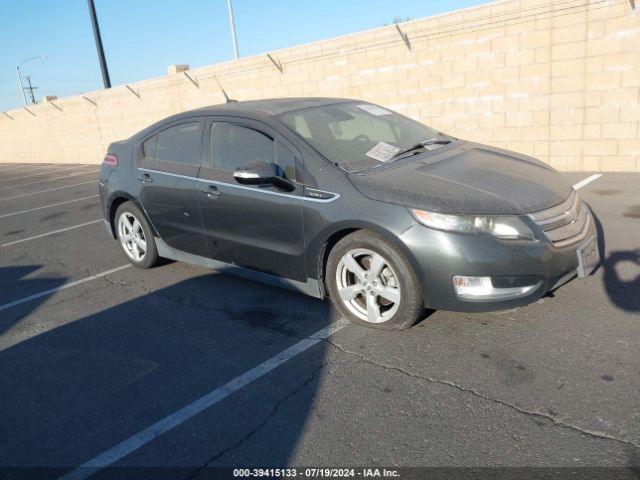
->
[357,104,392,116]
[365,141,400,162]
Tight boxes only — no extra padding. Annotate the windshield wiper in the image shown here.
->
[391,137,452,160]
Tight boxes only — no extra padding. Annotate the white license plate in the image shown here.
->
[577,235,600,278]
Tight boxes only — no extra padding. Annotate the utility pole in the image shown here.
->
[24,76,39,104]
[227,0,239,59]
[87,0,111,88]
[16,56,46,107]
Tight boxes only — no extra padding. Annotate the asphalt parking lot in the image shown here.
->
[0,163,638,479]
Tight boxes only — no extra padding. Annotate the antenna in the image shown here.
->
[214,75,237,103]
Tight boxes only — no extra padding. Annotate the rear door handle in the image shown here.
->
[137,173,153,183]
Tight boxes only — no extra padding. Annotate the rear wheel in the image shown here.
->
[115,201,159,269]
[326,230,423,330]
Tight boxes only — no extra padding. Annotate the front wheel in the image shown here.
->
[115,201,159,269]
[326,230,424,330]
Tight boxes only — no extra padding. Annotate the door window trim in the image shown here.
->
[138,167,339,203]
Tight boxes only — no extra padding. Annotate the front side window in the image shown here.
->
[155,122,201,165]
[210,123,296,181]
[278,102,440,172]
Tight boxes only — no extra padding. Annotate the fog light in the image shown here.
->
[452,276,539,301]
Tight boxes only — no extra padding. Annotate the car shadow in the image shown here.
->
[592,210,640,312]
[0,270,334,479]
[592,210,606,276]
[0,265,68,338]
[603,250,640,312]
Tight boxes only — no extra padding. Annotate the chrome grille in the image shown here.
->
[529,191,590,246]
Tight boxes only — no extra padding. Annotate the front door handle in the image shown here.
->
[203,185,221,199]
[137,173,153,183]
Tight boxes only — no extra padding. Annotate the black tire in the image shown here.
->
[326,230,423,330]
[114,201,159,269]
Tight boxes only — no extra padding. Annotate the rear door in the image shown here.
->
[136,118,209,257]
[197,117,306,281]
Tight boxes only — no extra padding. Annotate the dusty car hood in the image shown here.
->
[348,141,573,215]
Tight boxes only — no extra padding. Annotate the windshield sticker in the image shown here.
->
[366,141,400,162]
[357,104,392,116]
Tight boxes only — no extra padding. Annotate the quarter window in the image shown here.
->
[155,122,201,165]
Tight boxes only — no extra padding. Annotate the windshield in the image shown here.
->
[277,102,441,172]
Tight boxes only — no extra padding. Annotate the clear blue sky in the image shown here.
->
[0,0,491,112]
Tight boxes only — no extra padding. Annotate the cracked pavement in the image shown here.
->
[323,338,640,451]
[0,166,638,477]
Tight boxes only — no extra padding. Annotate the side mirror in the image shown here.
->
[233,160,295,192]
[233,160,273,185]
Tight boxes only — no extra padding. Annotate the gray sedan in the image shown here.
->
[99,98,600,329]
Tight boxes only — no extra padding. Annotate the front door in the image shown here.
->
[197,117,306,282]
[136,118,209,257]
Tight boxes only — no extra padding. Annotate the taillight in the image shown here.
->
[103,154,118,166]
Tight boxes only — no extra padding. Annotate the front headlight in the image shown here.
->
[411,208,535,240]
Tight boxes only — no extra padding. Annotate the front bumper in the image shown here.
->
[400,209,599,312]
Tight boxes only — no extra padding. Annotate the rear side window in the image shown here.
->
[142,135,157,160]
[155,122,201,165]
[210,123,297,181]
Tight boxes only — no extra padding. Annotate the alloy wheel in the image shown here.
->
[335,248,401,323]
[118,212,147,262]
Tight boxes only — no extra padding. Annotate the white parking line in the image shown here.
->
[0,162,70,167]
[59,318,349,480]
[0,195,98,219]
[0,163,66,173]
[0,264,131,313]
[1,219,103,247]
[0,164,90,178]
[0,180,98,202]
[0,165,95,181]
[573,174,602,190]
[0,165,67,178]
[0,171,99,189]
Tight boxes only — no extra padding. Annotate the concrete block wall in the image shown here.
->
[0,0,638,170]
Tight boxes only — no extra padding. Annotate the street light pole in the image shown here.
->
[16,66,28,107]
[87,0,111,89]
[227,0,239,59]
[16,56,47,107]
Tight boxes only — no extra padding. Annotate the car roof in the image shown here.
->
[129,97,358,141]
[188,97,355,117]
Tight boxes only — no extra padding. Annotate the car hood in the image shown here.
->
[348,141,573,215]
